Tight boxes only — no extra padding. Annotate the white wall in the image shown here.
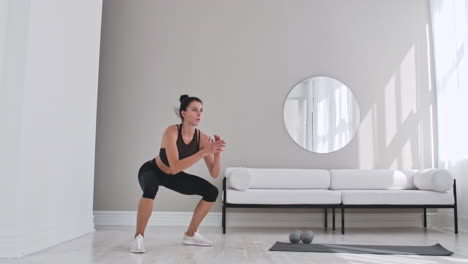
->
[95,0,437,214]
[0,0,103,258]
[0,0,30,257]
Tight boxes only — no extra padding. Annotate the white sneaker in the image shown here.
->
[183,231,213,246]
[130,234,146,253]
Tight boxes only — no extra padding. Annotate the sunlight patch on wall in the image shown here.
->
[425,24,433,93]
[401,140,413,169]
[385,75,397,147]
[400,45,417,123]
[358,106,375,169]
[389,156,399,170]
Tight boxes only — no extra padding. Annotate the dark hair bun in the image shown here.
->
[180,94,189,103]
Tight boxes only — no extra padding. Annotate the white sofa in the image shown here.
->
[222,168,458,234]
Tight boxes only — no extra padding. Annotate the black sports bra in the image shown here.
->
[158,124,200,167]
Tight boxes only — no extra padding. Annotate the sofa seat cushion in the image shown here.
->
[341,190,454,205]
[225,189,341,204]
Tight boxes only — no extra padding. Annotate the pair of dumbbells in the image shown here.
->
[289,230,315,244]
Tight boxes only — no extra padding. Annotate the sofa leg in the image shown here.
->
[222,205,226,234]
[324,208,328,229]
[454,179,458,234]
[332,208,336,231]
[423,208,427,228]
[341,208,345,235]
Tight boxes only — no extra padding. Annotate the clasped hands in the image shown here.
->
[203,134,226,155]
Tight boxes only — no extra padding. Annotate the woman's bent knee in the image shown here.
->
[142,185,158,199]
[138,170,160,199]
[202,185,219,202]
[142,193,156,199]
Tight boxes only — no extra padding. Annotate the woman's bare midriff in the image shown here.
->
[155,156,172,174]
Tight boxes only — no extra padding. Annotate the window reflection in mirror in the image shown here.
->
[283,76,360,153]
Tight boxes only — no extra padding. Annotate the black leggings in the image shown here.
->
[137,159,219,202]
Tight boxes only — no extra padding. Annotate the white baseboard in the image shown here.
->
[94,210,466,230]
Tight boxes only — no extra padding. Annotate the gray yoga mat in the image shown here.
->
[269,242,453,256]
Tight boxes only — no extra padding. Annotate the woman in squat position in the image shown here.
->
[131,95,226,253]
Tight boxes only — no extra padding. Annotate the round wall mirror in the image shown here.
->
[283,76,360,153]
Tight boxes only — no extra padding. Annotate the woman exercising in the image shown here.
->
[131,95,226,253]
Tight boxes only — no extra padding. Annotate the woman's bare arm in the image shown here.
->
[163,126,218,174]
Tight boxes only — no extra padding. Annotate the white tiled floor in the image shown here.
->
[2,226,467,264]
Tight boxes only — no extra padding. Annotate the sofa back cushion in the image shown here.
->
[330,169,417,190]
[226,167,252,191]
[225,168,330,189]
[413,169,453,192]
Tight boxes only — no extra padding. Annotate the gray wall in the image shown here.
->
[95,0,436,211]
